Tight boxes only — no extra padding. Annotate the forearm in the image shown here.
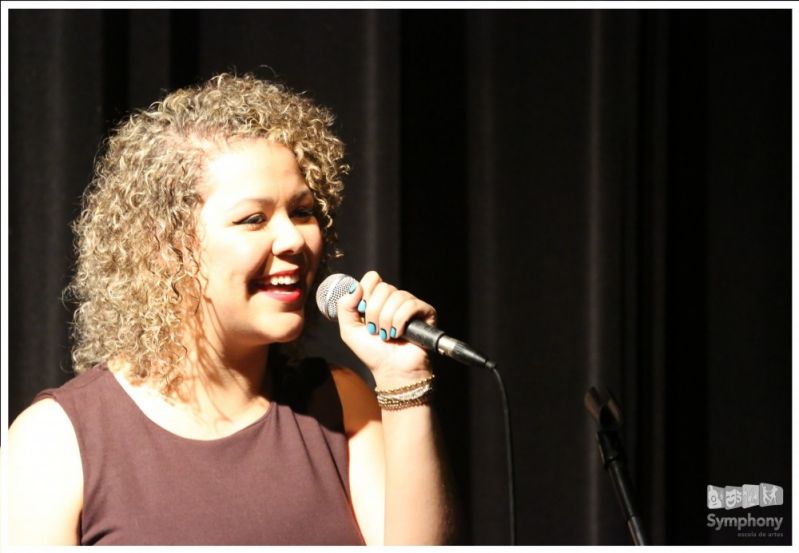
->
[333,270,458,543]
[380,403,456,545]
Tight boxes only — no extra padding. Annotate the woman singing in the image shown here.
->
[7,73,455,545]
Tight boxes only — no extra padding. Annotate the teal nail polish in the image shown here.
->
[357,300,366,314]
[390,327,397,339]
[379,328,388,341]
[367,322,377,335]
[348,281,358,294]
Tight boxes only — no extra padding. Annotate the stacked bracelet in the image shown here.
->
[375,374,436,411]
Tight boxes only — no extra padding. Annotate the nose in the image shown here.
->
[271,213,305,256]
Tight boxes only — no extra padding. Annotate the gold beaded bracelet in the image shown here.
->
[375,374,436,410]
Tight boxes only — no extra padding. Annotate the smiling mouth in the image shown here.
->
[249,273,304,303]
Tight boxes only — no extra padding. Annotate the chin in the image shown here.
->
[262,312,305,344]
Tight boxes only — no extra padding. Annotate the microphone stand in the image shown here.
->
[584,387,648,545]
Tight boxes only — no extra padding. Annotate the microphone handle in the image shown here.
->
[403,319,445,349]
[404,320,495,369]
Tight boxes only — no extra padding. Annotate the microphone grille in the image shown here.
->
[316,273,357,321]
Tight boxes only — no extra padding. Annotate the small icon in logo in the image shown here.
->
[742,484,759,508]
[760,483,783,507]
[725,486,743,510]
[707,485,724,509]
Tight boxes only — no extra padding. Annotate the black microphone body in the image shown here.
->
[316,273,496,369]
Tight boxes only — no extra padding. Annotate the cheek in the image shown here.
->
[304,225,324,264]
[200,237,265,281]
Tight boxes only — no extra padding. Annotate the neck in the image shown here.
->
[109,343,274,439]
[174,340,271,420]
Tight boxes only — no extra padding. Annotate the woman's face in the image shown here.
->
[193,138,323,353]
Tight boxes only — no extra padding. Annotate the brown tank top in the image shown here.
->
[34,358,365,545]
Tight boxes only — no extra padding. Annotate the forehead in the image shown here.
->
[200,138,307,201]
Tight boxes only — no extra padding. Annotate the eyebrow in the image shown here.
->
[225,190,314,211]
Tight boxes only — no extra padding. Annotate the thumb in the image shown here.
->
[335,279,364,330]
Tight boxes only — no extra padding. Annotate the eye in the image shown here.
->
[236,213,266,225]
[291,206,316,220]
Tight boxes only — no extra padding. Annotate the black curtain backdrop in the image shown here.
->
[7,9,791,545]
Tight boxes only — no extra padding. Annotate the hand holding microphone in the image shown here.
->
[317,271,435,385]
[317,272,496,374]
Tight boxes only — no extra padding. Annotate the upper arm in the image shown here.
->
[6,398,83,545]
[330,367,385,545]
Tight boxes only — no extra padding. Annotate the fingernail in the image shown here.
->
[379,328,388,341]
[357,299,366,314]
[390,327,397,339]
[367,322,377,335]
[348,281,358,294]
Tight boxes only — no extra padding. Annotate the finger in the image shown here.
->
[359,270,382,299]
[363,281,396,338]
[334,278,364,329]
[391,298,438,339]
[378,290,414,341]
[355,270,382,320]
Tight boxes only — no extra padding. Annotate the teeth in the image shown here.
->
[268,274,300,286]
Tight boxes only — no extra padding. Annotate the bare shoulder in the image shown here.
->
[9,397,75,437]
[8,398,82,457]
[7,398,83,544]
[329,365,373,394]
[329,365,379,407]
[329,366,381,436]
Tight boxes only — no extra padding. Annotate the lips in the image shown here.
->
[249,269,304,303]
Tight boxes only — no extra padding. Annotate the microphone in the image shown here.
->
[316,273,496,369]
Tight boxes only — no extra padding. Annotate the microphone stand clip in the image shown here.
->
[584,386,648,545]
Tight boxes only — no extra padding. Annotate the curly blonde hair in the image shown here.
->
[66,73,348,385]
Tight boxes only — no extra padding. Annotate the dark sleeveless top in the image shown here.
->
[33,358,366,545]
